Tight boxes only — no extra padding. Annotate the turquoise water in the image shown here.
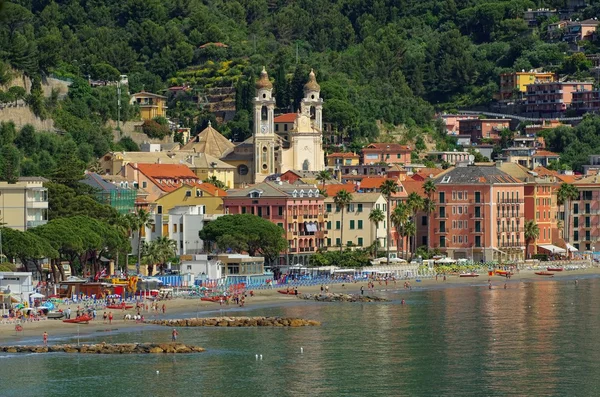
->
[2,277,600,396]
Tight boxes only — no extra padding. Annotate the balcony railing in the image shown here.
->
[434,228,448,234]
[498,242,523,248]
[470,228,484,233]
[26,220,47,228]
[498,199,524,204]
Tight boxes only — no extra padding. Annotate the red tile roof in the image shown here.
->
[532,150,560,157]
[401,180,425,197]
[324,183,356,197]
[413,168,444,179]
[532,166,558,177]
[359,177,395,189]
[363,143,411,152]
[197,182,227,197]
[134,163,200,192]
[326,152,359,158]
[274,113,297,123]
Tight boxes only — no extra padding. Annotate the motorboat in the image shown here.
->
[459,273,480,278]
[546,267,564,272]
[535,271,554,276]
[62,314,92,324]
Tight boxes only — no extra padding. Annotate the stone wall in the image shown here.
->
[0,105,55,131]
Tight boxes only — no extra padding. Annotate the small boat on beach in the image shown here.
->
[277,290,297,295]
[547,267,564,272]
[494,270,513,276]
[459,273,480,278]
[106,304,134,310]
[535,271,555,276]
[47,311,64,320]
[62,315,92,324]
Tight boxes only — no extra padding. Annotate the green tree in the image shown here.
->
[524,219,540,259]
[423,178,436,200]
[204,175,226,190]
[391,202,409,259]
[199,214,287,265]
[368,208,385,258]
[315,169,332,191]
[0,144,21,182]
[333,189,353,252]
[379,179,399,263]
[406,192,424,258]
[130,209,154,275]
[556,183,579,243]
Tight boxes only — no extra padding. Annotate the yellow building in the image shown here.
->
[500,71,556,101]
[326,152,360,167]
[323,193,387,249]
[130,91,168,120]
[0,177,48,231]
[154,183,226,215]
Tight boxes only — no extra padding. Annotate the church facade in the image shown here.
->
[221,68,325,186]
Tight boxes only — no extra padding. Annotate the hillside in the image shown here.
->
[1,0,600,174]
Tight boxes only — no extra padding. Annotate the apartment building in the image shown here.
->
[361,143,411,165]
[525,82,593,114]
[458,119,511,143]
[569,175,600,252]
[499,71,556,101]
[429,165,525,262]
[0,177,48,230]
[324,193,387,250]
[130,91,167,120]
[326,152,360,167]
[223,181,325,266]
[571,89,600,113]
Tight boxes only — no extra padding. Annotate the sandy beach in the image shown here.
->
[1,267,599,344]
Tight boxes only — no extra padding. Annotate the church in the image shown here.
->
[219,67,326,186]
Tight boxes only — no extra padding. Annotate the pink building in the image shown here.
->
[438,114,479,135]
[223,181,325,266]
[429,164,525,262]
[526,82,593,114]
[123,163,200,203]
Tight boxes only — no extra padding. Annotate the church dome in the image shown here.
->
[303,69,320,93]
[255,66,273,90]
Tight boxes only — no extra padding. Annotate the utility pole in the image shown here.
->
[117,81,121,132]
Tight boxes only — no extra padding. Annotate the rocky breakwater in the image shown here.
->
[146,316,321,327]
[0,343,205,354]
[300,293,389,302]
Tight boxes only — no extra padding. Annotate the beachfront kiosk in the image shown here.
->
[0,272,34,305]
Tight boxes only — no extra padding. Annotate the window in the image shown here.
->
[422,216,427,226]
[586,217,591,228]
[585,203,591,214]
[457,191,463,200]
[173,224,177,233]
[439,207,446,218]
[275,124,279,132]
[327,238,331,246]
[350,220,355,229]
[348,204,355,212]
[279,206,283,216]
[464,191,468,200]
[358,237,363,246]
[574,217,579,227]
[157,205,162,214]
[465,235,468,244]
[277,223,283,229]
[336,221,340,230]
[439,192,445,203]
[238,164,249,176]
[440,236,446,248]
[475,236,481,247]
[458,236,462,243]
[475,221,481,233]
[327,221,332,229]
[458,220,463,229]
[453,207,456,215]
[358,220,363,229]
[284,124,288,132]
[357,204,363,212]
[475,191,481,204]
[574,203,579,214]
[242,207,246,214]
[453,236,456,243]
[475,207,481,218]
[336,238,341,246]
[142,181,147,189]
[185,190,192,197]
[439,221,446,232]
[326,204,332,213]
[452,191,457,200]
[458,207,463,214]
[574,231,579,241]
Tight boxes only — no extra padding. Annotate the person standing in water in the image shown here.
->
[172,328,178,341]
[43,331,48,346]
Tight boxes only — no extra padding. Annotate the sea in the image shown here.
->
[1,276,600,396]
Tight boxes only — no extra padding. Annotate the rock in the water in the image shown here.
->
[145,316,320,327]
[299,293,388,303]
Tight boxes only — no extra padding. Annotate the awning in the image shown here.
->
[539,244,566,254]
[566,243,578,252]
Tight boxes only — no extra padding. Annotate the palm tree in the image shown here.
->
[391,202,409,259]
[422,198,436,247]
[368,208,385,258]
[316,170,332,191]
[132,209,154,275]
[205,175,226,189]
[423,178,436,200]
[154,236,178,274]
[406,192,424,258]
[379,179,399,264]
[524,220,540,259]
[557,183,579,243]
[404,221,416,260]
[334,189,353,252]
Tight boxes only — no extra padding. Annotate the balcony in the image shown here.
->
[26,199,49,209]
[434,228,448,234]
[471,213,483,219]
[498,242,523,248]
[436,214,448,219]
[498,199,524,204]
[470,228,484,233]
[27,220,47,228]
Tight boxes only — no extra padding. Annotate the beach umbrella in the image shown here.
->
[30,293,45,299]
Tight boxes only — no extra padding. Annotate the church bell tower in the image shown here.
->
[253,67,276,183]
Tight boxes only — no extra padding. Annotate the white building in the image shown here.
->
[180,254,222,280]
[0,272,34,304]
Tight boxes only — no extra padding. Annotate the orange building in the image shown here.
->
[326,152,360,167]
[429,164,525,262]
[361,143,411,165]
